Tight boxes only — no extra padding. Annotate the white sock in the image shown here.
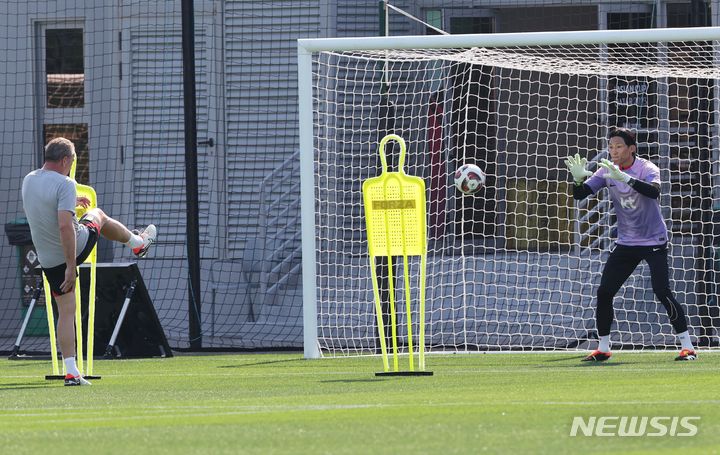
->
[125,232,143,249]
[677,331,694,351]
[63,356,81,377]
[598,335,611,353]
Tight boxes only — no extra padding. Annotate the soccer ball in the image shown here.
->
[454,164,486,195]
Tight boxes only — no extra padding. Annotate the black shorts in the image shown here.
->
[42,216,100,297]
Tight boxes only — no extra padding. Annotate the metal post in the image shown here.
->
[104,281,137,358]
[379,0,387,36]
[181,0,202,349]
[8,287,41,358]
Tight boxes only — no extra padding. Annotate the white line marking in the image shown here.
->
[4,400,720,425]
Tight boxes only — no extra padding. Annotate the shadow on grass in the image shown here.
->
[0,383,54,390]
[217,358,306,369]
[319,379,386,383]
[571,362,631,368]
[542,355,588,363]
[538,356,634,367]
[527,357,632,368]
[3,362,45,368]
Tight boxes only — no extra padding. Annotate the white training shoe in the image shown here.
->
[132,224,157,258]
[64,374,92,386]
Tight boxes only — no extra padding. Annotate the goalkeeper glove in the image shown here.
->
[598,158,631,183]
[564,153,593,184]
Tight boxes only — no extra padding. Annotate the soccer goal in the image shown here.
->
[298,27,720,359]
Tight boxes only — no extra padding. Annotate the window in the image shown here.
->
[45,28,84,108]
[44,124,89,185]
[425,9,443,35]
[607,12,653,29]
[450,17,494,34]
[605,10,655,129]
[38,25,89,183]
[667,2,710,27]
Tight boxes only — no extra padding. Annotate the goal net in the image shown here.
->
[299,28,720,356]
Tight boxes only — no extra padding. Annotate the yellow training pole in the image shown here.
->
[386,254,399,372]
[43,275,60,375]
[418,253,427,371]
[74,271,83,374]
[76,183,98,376]
[86,245,97,375]
[369,257,390,372]
[402,254,414,371]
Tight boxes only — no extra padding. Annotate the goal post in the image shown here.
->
[298,27,720,358]
[298,44,320,359]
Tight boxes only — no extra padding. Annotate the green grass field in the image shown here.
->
[1,352,718,454]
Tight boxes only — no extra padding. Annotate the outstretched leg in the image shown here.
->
[80,208,156,257]
[80,208,131,242]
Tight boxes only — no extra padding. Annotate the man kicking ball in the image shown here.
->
[22,137,157,385]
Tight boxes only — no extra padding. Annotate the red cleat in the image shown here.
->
[582,350,612,362]
[675,349,697,361]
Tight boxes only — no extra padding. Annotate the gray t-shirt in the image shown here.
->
[22,169,89,268]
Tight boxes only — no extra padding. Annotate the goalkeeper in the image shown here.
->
[565,127,696,362]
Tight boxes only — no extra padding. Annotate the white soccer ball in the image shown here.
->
[454,163,486,195]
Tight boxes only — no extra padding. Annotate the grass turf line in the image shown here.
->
[0,352,718,455]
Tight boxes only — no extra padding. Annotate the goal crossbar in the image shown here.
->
[298,26,720,53]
